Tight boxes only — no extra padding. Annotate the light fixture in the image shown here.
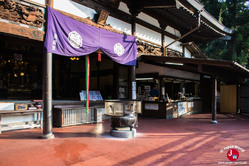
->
[20,72,25,76]
[136,78,154,81]
[165,62,184,66]
[70,57,79,61]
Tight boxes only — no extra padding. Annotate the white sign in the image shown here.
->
[145,103,159,110]
[162,87,165,96]
[132,81,136,99]
[0,102,14,110]
[178,102,187,116]
[188,102,194,108]
[79,91,103,101]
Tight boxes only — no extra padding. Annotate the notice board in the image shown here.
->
[79,91,103,101]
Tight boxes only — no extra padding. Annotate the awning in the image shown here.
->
[138,55,249,81]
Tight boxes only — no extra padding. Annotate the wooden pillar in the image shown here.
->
[113,62,119,99]
[42,0,54,139]
[54,59,60,98]
[182,46,185,57]
[47,0,53,7]
[159,22,166,56]
[42,52,54,139]
[211,76,218,124]
[128,2,142,100]
[97,61,100,90]
[131,16,136,100]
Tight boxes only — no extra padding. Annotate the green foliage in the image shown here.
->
[198,0,249,67]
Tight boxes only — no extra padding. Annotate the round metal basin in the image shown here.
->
[111,113,135,131]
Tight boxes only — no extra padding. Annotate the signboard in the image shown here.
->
[188,102,194,108]
[145,103,159,110]
[0,102,15,110]
[132,81,136,99]
[79,91,103,101]
[178,102,187,116]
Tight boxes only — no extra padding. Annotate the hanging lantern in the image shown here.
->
[97,49,102,62]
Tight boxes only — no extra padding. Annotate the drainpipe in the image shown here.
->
[165,10,202,56]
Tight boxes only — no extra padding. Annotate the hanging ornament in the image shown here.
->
[97,49,102,62]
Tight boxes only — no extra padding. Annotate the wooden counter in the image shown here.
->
[142,100,202,119]
[0,109,43,134]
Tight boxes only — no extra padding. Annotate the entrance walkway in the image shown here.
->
[0,114,248,166]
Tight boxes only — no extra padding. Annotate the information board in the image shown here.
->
[79,91,103,101]
[178,102,187,116]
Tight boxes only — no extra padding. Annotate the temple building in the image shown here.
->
[0,0,249,137]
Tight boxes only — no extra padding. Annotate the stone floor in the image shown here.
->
[0,113,249,166]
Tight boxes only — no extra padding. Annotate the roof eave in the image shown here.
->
[178,0,233,35]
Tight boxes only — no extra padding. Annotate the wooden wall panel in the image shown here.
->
[220,85,237,113]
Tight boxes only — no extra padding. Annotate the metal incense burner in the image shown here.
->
[105,100,142,138]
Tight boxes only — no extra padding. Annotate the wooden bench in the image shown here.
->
[0,109,43,134]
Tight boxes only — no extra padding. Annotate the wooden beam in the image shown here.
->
[144,5,175,9]
[0,22,45,41]
[140,0,176,9]
[20,0,46,8]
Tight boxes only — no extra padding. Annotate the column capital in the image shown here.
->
[127,1,143,17]
[158,21,167,31]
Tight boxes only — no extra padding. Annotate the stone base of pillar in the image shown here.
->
[42,133,55,139]
[210,120,218,124]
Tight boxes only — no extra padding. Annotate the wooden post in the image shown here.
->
[97,61,100,90]
[161,32,165,56]
[0,115,2,134]
[211,76,218,124]
[54,59,60,98]
[128,2,142,100]
[159,22,166,56]
[131,16,136,100]
[42,52,54,139]
[85,55,90,113]
[182,46,185,57]
[42,0,54,139]
[113,62,119,99]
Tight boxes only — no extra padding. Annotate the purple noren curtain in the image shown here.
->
[44,7,137,66]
